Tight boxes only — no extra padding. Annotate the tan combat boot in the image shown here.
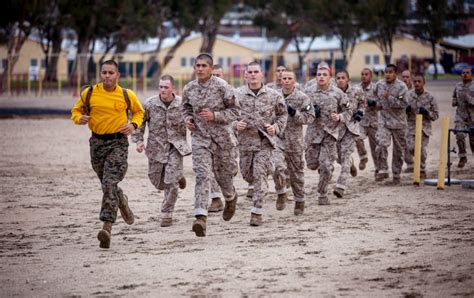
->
[350,159,358,177]
[192,215,207,237]
[118,194,134,225]
[375,172,389,181]
[333,187,344,198]
[97,221,112,249]
[249,213,263,226]
[208,198,224,212]
[160,218,173,227]
[458,157,467,168]
[178,177,187,189]
[222,194,238,221]
[294,201,305,216]
[318,196,330,205]
[246,188,254,199]
[359,157,368,170]
[276,193,288,211]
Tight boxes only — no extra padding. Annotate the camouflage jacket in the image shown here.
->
[279,88,315,152]
[339,84,365,136]
[182,76,240,149]
[406,89,439,136]
[374,79,408,130]
[452,80,474,125]
[359,81,379,128]
[304,84,353,144]
[131,95,191,163]
[234,84,288,151]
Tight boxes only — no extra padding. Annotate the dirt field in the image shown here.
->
[0,80,473,296]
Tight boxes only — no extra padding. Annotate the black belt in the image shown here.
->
[92,132,125,140]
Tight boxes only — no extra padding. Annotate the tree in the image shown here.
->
[197,0,233,54]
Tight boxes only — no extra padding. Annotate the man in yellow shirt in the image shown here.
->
[71,60,144,249]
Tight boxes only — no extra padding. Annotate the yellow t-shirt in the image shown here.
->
[71,83,144,134]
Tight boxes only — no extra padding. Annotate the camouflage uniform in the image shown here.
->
[304,84,352,200]
[452,80,474,157]
[274,89,314,202]
[405,89,439,172]
[336,85,364,190]
[267,81,302,92]
[374,79,408,180]
[234,84,287,215]
[182,76,240,217]
[355,81,379,168]
[131,95,191,219]
[305,77,337,89]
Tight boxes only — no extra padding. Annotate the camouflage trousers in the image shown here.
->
[405,132,429,171]
[209,170,223,199]
[356,125,378,167]
[336,130,356,190]
[148,146,183,219]
[305,135,337,199]
[240,145,274,215]
[273,148,305,202]
[455,121,474,158]
[192,142,238,216]
[375,126,407,178]
[90,135,128,223]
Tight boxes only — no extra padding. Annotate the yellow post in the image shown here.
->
[38,72,43,97]
[413,114,423,185]
[76,56,81,97]
[27,68,31,97]
[132,61,137,91]
[143,58,147,95]
[437,117,450,190]
[58,77,62,96]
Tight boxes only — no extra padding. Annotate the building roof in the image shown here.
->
[442,34,474,49]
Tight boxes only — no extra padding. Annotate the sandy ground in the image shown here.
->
[0,80,473,297]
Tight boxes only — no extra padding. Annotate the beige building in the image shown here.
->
[0,38,69,81]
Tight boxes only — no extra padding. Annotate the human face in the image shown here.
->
[100,64,119,91]
[247,64,263,88]
[316,69,331,88]
[276,66,286,80]
[194,59,213,81]
[401,70,412,86]
[461,68,472,83]
[159,79,174,101]
[361,69,372,84]
[281,71,295,91]
[413,76,424,93]
[336,72,349,91]
[384,67,397,83]
[212,68,224,78]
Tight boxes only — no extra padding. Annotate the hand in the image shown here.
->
[383,90,389,99]
[119,123,135,135]
[314,105,321,118]
[367,99,377,107]
[405,105,412,114]
[236,120,247,132]
[198,109,214,122]
[265,123,276,136]
[418,107,430,117]
[186,118,196,131]
[79,115,90,125]
[287,105,296,117]
[330,112,340,122]
[136,143,145,153]
[353,110,364,122]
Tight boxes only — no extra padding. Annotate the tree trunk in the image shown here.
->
[2,29,29,90]
[161,29,191,74]
[431,40,438,80]
[46,31,62,82]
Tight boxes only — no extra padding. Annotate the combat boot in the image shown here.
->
[178,177,187,189]
[458,157,467,168]
[208,197,224,212]
[118,194,134,225]
[222,193,238,221]
[375,172,389,181]
[192,215,207,237]
[420,170,426,179]
[392,176,401,185]
[294,201,305,216]
[318,196,330,205]
[246,188,254,199]
[404,166,414,173]
[359,157,368,170]
[350,160,358,177]
[249,213,263,226]
[97,221,112,249]
[160,218,173,227]
[276,193,288,211]
[333,187,344,198]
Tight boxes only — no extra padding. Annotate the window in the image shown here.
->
[30,58,38,67]
[218,57,224,66]
[181,57,186,67]
[365,55,371,65]
[190,57,195,66]
[227,57,232,67]
[2,59,7,69]
[373,55,380,65]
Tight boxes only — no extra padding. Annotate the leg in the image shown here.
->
[367,126,378,171]
[375,126,391,180]
[251,147,273,216]
[405,132,415,172]
[335,132,355,197]
[191,146,213,217]
[391,128,406,181]
[421,133,429,177]
[214,146,239,221]
[287,151,305,215]
[318,136,337,204]
[272,147,288,195]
